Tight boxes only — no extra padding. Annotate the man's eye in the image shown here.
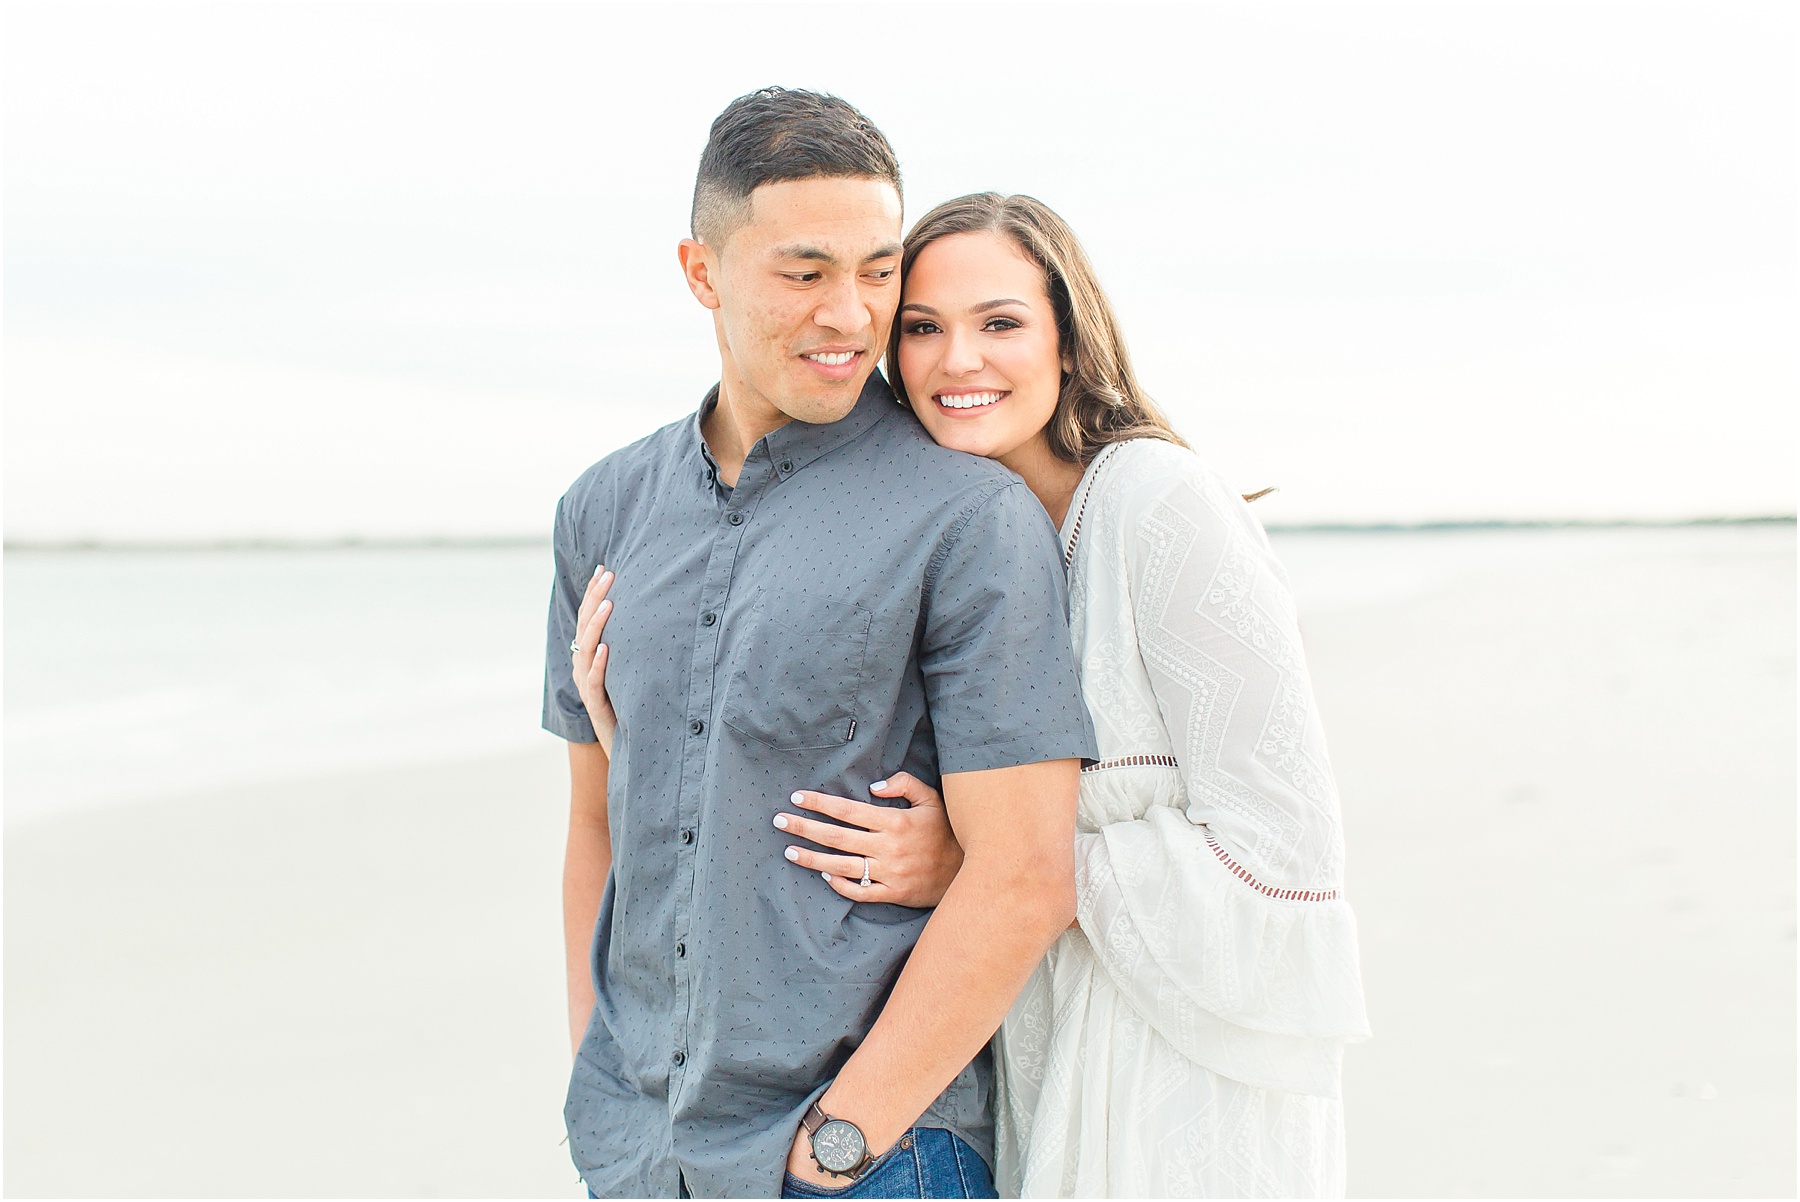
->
[866,268,896,282]
[785,272,821,283]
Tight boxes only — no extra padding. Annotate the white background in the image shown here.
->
[6,1,1796,540]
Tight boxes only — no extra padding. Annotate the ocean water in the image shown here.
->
[4,545,553,826]
[4,524,1790,826]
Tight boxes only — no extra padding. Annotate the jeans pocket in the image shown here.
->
[781,1132,919,1199]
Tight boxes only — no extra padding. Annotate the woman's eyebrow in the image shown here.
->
[900,298,1029,317]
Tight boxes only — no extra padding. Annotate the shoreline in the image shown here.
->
[5,514,1793,554]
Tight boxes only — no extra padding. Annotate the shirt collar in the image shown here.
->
[687,371,897,487]
[693,397,724,491]
[762,371,894,477]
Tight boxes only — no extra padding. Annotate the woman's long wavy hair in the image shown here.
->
[887,192,1187,465]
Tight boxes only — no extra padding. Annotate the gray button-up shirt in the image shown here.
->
[542,373,1096,1198]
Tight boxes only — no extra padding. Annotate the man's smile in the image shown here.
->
[799,347,866,380]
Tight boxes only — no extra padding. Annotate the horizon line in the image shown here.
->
[5,514,1793,553]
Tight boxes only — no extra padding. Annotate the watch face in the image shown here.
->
[813,1118,867,1173]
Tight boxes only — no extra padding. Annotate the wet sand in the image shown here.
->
[1310,526,1795,1196]
[6,526,1793,1196]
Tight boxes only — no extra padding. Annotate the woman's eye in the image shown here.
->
[984,317,1023,332]
[903,321,941,336]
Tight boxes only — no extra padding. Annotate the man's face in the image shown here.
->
[688,177,903,426]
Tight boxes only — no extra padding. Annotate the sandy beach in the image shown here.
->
[5,525,1793,1197]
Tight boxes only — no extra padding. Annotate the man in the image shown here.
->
[543,88,1095,1198]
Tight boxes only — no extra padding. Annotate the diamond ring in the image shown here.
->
[859,857,872,888]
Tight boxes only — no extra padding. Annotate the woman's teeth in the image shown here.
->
[937,391,1004,410]
[805,351,857,366]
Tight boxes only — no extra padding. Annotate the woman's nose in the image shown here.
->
[942,326,982,374]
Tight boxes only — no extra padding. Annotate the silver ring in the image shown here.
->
[569,639,582,654]
[859,857,872,888]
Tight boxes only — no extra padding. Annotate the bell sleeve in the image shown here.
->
[1072,444,1372,1097]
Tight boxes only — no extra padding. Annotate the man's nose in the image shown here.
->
[812,276,872,337]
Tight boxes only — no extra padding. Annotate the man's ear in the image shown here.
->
[678,239,722,311]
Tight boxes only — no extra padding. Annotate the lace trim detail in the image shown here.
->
[1205,832,1340,901]
[1064,444,1276,568]
[1062,442,1127,569]
[1081,754,1180,773]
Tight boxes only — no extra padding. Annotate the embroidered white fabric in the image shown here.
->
[994,439,1371,1198]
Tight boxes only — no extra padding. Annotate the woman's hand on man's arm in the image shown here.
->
[571,566,618,756]
[773,773,964,909]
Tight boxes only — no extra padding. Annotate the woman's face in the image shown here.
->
[896,231,1069,467]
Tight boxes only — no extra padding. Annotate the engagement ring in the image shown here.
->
[569,639,582,654]
[859,858,872,888]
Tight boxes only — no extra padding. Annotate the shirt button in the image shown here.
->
[701,612,717,627]
[675,941,686,958]
[728,511,745,526]
[672,1050,686,1067]
[679,828,695,845]
[780,459,795,474]
[689,718,705,736]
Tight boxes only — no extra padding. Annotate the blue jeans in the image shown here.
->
[782,1128,996,1199]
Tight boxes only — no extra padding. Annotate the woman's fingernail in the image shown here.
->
[871,780,888,791]
[600,599,612,612]
[784,847,799,862]
[821,871,832,881]
[592,564,603,578]
[790,791,806,806]
[773,815,788,830]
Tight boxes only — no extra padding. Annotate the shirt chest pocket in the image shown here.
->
[720,590,872,751]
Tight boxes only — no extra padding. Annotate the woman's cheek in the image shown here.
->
[896,341,929,406]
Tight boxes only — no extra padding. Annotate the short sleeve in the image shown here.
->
[918,482,1098,775]
[542,486,604,743]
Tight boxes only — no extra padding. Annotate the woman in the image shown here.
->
[578,194,1369,1197]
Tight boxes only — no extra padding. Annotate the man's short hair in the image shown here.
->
[691,87,902,247]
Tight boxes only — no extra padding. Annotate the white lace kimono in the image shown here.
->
[993,439,1371,1198]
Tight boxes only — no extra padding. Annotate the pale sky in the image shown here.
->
[5,1,1795,541]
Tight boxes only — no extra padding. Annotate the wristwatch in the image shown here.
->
[801,1099,873,1180]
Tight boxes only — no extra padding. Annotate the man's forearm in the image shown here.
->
[564,742,613,1056]
[816,798,1075,1155]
